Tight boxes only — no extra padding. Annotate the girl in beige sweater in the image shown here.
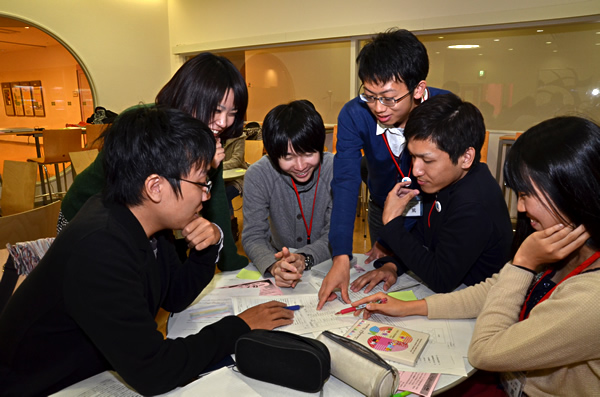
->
[353,116,600,396]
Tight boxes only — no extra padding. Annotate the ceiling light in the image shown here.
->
[546,41,552,44]
[537,29,544,33]
[447,45,480,49]
[508,48,514,51]
[493,39,500,42]
[438,36,444,39]
[591,88,599,96]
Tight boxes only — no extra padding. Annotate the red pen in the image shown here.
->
[334,298,387,315]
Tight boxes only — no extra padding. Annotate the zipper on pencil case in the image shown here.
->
[320,331,394,371]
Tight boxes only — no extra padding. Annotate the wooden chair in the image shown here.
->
[84,124,109,149]
[1,160,37,216]
[0,200,61,248]
[69,149,99,175]
[480,130,490,163]
[0,200,61,309]
[245,140,264,164]
[27,129,83,202]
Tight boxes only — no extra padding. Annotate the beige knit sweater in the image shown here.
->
[426,263,600,396]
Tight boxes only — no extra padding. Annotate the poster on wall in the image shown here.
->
[21,82,35,117]
[11,82,25,116]
[2,82,15,116]
[30,80,45,117]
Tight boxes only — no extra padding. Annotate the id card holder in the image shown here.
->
[403,195,422,217]
[500,371,526,397]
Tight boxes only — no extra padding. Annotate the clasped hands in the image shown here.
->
[268,247,306,288]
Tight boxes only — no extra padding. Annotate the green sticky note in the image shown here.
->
[388,290,417,301]
[236,269,262,280]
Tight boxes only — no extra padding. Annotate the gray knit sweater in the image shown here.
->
[242,152,333,274]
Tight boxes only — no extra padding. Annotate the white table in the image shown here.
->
[166,257,475,396]
[54,256,475,396]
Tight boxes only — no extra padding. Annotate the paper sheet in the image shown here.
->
[309,271,425,302]
[50,371,141,396]
[396,372,440,397]
[218,279,283,296]
[231,294,356,335]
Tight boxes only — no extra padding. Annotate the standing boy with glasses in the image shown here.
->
[318,28,449,309]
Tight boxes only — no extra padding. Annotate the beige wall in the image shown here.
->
[0,0,172,113]
[168,0,600,54]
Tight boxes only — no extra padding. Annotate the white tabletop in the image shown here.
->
[54,255,475,396]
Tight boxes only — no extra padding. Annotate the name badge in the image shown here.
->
[403,196,422,217]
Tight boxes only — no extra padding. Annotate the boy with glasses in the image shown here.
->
[318,28,449,309]
[0,106,293,396]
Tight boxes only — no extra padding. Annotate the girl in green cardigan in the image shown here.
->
[60,53,249,270]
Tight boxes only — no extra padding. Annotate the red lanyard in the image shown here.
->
[381,132,411,180]
[428,200,436,228]
[291,165,321,244]
[519,250,600,321]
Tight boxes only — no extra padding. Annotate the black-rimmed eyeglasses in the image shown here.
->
[178,178,212,193]
[359,90,412,107]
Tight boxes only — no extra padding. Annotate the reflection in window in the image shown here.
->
[203,20,600,132]
[419,22,600,131]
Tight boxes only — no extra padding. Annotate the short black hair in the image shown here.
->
[102,105,216,206]
[262,100,325,174]
[357,28,429,90]
[504,116,600,251]
[155,52,248,141]
[404,93,485,164]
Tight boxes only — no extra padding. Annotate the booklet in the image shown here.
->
[344,319,429,367]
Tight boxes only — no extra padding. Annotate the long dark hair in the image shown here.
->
[504,116,600,254]
[156,52,248,141]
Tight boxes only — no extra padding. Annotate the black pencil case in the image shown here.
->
[235,329,330,393]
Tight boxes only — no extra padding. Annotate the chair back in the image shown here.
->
[480,130,490,163]
[0,200,61,247]
[85,124,109,149]
[69,149,99,175]
[41,129,84,164]
[245,140,264,164]
[1,160,38,216]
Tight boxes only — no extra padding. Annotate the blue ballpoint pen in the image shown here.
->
[284,305,303,311]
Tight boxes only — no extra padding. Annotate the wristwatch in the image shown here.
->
[299,253,314,271]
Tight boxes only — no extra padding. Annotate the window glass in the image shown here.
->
[418,22,600,131]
